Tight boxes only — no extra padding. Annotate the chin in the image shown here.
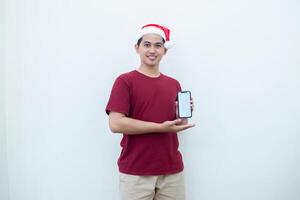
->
[146,62,159,67]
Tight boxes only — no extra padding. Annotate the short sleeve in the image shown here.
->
[105,76,131,116]
[176,80,182,100]
[177,80,182,92]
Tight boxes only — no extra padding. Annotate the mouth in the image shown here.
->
[147,55,157,61]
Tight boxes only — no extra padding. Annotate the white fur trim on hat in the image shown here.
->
[136,26,166,41]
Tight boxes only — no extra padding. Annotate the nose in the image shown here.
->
[148,45,156,53]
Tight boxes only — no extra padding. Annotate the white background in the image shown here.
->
[1,0,300,199]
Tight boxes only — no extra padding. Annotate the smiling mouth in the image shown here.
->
[147,55,157,60]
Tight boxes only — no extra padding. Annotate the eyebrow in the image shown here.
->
[143,41,163,45]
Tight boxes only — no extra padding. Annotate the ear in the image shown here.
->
[164,48,168,55]
[134,44,139,53]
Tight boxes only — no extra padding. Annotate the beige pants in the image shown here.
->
[119,171,186,200]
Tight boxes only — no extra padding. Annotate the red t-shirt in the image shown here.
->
[106,70,183,175]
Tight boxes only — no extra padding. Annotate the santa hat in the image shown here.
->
[137,24,173,49]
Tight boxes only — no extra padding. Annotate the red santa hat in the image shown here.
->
[137,24,173,49]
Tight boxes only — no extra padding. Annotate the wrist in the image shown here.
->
[155,122,164,132]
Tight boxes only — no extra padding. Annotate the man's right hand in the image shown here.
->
[160,119,195,133]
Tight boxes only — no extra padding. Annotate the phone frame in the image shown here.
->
[177,91,192,118]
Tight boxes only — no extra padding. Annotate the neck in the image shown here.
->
[137,64,160,77]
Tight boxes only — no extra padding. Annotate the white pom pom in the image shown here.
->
[164,41,173,49]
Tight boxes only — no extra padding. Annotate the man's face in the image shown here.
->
[135,34,167,67]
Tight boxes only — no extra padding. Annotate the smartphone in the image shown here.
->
[178,91,192,118]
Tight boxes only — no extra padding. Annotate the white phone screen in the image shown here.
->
[178,91,192,118]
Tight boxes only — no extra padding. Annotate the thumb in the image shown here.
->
[173,118,182,125]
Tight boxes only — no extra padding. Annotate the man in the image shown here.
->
[106,24,195,200]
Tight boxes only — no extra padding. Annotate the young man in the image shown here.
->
[105,24,195,200]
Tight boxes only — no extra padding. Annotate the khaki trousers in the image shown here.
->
[119,171,186,200]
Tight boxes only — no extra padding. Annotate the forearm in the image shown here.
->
[109,112,194,135]
[109,115,162,135]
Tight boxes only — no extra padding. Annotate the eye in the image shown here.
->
[143,43,150,47]
[155,43,163,48]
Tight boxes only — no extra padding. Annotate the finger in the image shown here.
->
[173,118,182,125]
[190,100,194,111]
[176,124,195,133]
[182,123,195,129]
[185,123,195,128]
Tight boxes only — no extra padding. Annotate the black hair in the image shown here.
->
[137,37,165,46]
